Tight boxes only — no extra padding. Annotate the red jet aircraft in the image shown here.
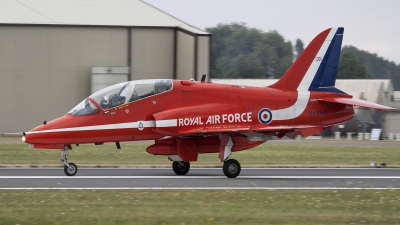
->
[22,27,394,178]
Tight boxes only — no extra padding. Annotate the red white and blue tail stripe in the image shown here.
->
[270,27,394,111]
[270,27,344,93]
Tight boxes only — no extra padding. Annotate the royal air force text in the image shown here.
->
[178,112,252,126]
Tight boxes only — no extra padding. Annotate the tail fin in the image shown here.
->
[270,27,345,93]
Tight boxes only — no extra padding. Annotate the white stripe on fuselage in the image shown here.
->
[26,119,177,134]
[155,119,177,127]
[271,91,310,120]
[271,28,338,121]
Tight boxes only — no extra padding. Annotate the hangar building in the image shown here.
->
[0,0,210,133]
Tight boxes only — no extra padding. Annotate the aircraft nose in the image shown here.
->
[21,131,33,144]
[22,132,26,142]
[23,120,55,144]
[22,119,68,149]
[23,126,42,144]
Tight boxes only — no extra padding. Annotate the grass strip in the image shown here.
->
[0,189,399,225]
[1,142,399,168]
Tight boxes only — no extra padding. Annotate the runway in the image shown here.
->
[1,168,399,189]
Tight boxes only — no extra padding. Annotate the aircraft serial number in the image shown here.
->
[309,110,327,116]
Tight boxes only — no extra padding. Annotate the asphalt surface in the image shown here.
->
[1,168,399,189]
[1,138,399,189]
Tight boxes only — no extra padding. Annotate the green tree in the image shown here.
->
[337,51,372,79]
[206,23,292,79]
[342,45,400,90]
[295,38,304,58]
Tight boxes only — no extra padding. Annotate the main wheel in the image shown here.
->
[223,159,241,178]
[64,162,78,176]
[172,161,190,175]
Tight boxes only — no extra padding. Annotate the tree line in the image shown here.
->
[206,23,400,90]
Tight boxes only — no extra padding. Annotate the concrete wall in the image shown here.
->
[0,25,210,133]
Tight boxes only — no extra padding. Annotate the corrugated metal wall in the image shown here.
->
[130,28,174,80]
[196,36,210,79]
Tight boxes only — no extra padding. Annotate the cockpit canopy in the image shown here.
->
[69,79,173,116]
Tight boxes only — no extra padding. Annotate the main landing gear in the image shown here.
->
[220,134,241,178]
[172,161,190,175]
[171,159,242,178]
[61,145,78,176]
[170,134,242,178]
[223,159,241,178]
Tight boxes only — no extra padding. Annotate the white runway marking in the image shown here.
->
[0,187,399,190]
[0,167,400,171]
[1,168,399,170]
[1,176,400,179]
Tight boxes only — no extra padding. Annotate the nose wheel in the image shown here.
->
[64,162,78,176]
[223,159,241,178]
[61,145,78,176]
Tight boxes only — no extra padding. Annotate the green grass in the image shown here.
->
[0,141,399,168]
[0,190,399,225]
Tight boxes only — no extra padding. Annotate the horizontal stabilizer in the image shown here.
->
[318,97,395,110]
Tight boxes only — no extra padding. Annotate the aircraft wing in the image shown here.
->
[250,124,323,137]
[179,124,323,137]
[179,125,250,135]
[318,97,395,110]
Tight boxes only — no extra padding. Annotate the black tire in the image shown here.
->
[223,159,241,178]
[64,162,78,176]
[172,161,190,175]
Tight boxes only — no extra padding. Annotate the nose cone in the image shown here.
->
[23,115,75,145]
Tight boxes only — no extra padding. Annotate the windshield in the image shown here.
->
[68,99,99,116]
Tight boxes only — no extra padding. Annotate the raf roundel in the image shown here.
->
[138,121,144,131]
[258,108,273,124]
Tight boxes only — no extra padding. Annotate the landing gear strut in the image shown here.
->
[61,145,78,176]
[172,161,190,175]
[223,159,241,178]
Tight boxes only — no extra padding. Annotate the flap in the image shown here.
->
[251,124,323,137]
[179,124,323,137]
[179,125,250,135]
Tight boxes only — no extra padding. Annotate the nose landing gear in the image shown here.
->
[64,162,78,176]
[61,145,78,176]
